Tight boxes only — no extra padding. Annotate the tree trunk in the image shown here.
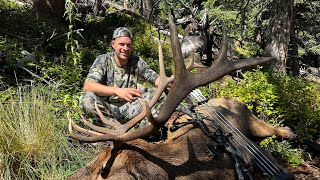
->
[140,0,157,19]
[287,11,300,76]
[264,0,294,74]
[33,0,65,18]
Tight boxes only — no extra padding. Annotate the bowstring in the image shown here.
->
[188,89,280,176]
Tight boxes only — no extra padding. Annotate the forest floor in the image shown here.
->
[288,156,320,179]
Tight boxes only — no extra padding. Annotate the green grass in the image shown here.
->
[0,85,95,179]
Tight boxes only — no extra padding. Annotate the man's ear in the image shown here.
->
[111,40,115,49]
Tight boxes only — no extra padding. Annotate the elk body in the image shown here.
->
[69,97,294,180]
[69,14,294,179]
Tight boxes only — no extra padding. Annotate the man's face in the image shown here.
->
[112,37,133,61]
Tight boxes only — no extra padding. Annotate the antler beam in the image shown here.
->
[69,14,274,143]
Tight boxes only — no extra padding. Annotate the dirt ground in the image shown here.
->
[287,157,320,179]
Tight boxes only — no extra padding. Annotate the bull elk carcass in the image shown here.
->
[68,15,295,180]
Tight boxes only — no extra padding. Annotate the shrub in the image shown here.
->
[260,136,302,167]
[132,20,173,75]
[209,69,320,142]
[210,68,280,124]
[206,68,320,166]
[269,74,320,142]
[234,42,263,58]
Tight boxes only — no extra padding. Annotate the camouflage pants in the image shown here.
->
[79,84,164,125]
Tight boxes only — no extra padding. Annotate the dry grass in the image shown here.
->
[0,85,95,179]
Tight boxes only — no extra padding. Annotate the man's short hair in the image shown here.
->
[112,27,133,40]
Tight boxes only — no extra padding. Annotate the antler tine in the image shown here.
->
[192,23,275,87]
[169,16,188,77]
[106,39,174,134]
[186,51,208,71]
[148,39,174,107]
[68,106,154,142]
[80,114,120,134]
[68,115,104,142]
[115,98,148,131]
[68,117,103,136]
[68,113,133,142]
[95,101,121,129]
[145,101,158,128]
[150,14,195,123]
[91,99,149,134]
[215,22,228,63]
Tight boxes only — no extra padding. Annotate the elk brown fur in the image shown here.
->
[69,97,294,180]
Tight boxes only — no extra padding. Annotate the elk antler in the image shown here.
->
[69,14,274,143]
[68,38,174,142]
[185,50,208,71]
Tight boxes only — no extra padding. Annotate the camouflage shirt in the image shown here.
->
[85,52,159,102]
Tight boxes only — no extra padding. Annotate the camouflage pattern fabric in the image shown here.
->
[80,85,164,124]
[80,52,162,124]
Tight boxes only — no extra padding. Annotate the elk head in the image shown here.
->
[68,14,274,144]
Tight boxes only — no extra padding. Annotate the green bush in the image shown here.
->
[132,20,173,75]
[269,74,320,142]
[209,69,320,142]
[39,62,85,88]
[260,136,302,167]
[0,1,68,86]
[206,68,319,166]
[210,68,280,124]
[234,42,263,58]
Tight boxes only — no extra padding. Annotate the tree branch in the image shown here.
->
[17,65,52,86]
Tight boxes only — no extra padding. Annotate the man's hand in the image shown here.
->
[83,81,142,102]
[116,88,142,102]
